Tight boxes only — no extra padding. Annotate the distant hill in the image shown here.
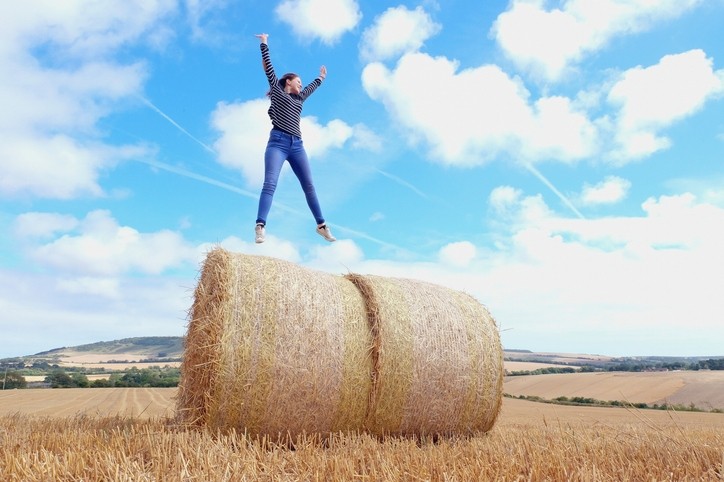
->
[5,337,718,367]
[27,337,184,363]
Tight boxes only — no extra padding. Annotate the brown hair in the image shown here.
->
[267,72,299,97]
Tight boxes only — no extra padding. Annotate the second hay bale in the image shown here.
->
[347,274,503,436]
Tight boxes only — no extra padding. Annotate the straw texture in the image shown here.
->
[177,248,372,439]
[346,274,503,436]
[177,248,503,438]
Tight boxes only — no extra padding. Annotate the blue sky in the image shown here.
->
[1,0,723,359]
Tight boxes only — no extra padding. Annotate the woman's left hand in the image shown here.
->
[319,65,327,80]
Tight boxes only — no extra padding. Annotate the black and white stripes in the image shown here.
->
[261,43,322,138]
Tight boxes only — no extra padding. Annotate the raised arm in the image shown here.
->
[255,33,276,86]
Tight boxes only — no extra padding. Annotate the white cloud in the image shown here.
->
[56,276,121,299]
[20,210,198,277]
[349,123,383,152]
[13,212,80,239]
[489,186,523,214]
[323,189,724,356]
[301,118,354,157]
[360,5,441,62]
[362,52,597,166]
[211,100,271,186]
[0,135,149,199]
[607,49,724,162]
[211,99,356,187]
[275,0,361,45]
[439,241,477,268]
[0,0,176,59]
[0,268,191,358]
[307,239,365,272]
[492,0,702,82]
[184,0,230,42]
[207,235,303,265]
[0,1,177,200]
[580,176,631,205]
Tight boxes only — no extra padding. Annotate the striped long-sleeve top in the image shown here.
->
[261,42,322,138]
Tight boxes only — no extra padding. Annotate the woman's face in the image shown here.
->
[286,76,302,94]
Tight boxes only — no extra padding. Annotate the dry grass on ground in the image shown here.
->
[1,393,723,481]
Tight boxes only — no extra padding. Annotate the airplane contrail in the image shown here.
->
[136,95,216,154]
[523,162,585,219]
[136,158,410,252]
[135,158,258,200]
[376,169,428,199]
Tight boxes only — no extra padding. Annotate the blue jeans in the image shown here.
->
[256,129,325,226]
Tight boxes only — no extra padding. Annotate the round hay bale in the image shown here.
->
[177,248,503,439]
[176,248,373,439]
[346,274,503,436]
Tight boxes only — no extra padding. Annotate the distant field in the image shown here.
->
[504,361,580,371]
[52,351,181,370]
[1,388,722,430]
[504,370,724,410]
[504,351,613,364]
[0,387,176,418]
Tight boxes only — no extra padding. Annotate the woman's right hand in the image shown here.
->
[255,33,268,44]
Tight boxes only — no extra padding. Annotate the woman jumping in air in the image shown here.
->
[253,33,336,244]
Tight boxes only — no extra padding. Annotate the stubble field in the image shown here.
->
[504,370,724,410]
[1,387,722,481]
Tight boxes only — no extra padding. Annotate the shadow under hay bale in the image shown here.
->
[177,248,503,439]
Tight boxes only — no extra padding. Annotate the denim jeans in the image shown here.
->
[255,128,325,226]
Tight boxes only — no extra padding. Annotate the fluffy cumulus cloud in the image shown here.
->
[211,100,271,186]
[275,0,361,44]
[202,235,303,265]
[580,176,631,206]
[438,241,477,268]
[211,100,355,186]
[492,0,702,82]
[0,268,192,356]
[315,187,724,355]
[13,212,80,238]
[362,52,597,165]
[360,5,441,62]
[16,210,198,278]
[0,0,177,199]
[607,49,724,161]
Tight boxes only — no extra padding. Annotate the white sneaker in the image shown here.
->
[255,223,266,243]
[316,224,336,242]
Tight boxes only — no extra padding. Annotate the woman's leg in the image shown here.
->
[256,134,288,225]
[287,138,325,225]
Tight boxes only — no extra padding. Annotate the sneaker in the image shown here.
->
[316,223,336,242]
[255,223,266,243]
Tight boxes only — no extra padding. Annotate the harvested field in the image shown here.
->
[56,361,182,370]
[0,388,175,418]
[504,370,724,410]
[2,388,721,427]
[504,360,580,372]
[0,392,722,481]
[34,351,182,370]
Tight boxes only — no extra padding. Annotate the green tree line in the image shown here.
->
[44,367,179,388]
